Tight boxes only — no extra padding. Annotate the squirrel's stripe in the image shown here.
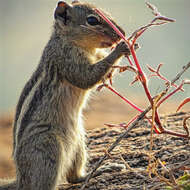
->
[14,74,44,152]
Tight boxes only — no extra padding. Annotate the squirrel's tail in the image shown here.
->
[0,179,17,190]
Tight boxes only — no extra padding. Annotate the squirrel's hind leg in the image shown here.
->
[66,138,88,184]
[15,131,60,190]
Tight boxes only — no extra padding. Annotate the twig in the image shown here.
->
[152,158,190,190]
[80,62,190,190]
[119,154,147,179]
[170,158,190,172]
[147,63,180,90]
[171,62,190,85]
[150,182,166,190]
[158,159,178,187]
[96,1,189,138]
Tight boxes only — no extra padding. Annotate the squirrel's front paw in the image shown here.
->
[115,41,140,56]
[115,41,130,56]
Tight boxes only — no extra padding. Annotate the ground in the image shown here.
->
[0,92,189,189]
[59,112,190,190]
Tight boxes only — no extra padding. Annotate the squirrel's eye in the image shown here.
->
[87,16,100,26]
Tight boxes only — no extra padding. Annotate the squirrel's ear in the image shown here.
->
[72,0,80,4]
[54,1,71,24]
[57,1,70,8]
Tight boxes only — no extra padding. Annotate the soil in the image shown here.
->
[0,93,189,189]
[58,111,190,190]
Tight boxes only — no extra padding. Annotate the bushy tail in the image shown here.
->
[0,179,16,190]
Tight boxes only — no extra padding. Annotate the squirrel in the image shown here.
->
[0,1,131,190]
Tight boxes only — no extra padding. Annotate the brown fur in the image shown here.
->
[0,1,130,190]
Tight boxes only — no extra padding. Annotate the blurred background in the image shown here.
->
[0,0,190,179]
[1,0,190,115]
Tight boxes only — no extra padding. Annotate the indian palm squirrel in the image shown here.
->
[0,1,131,189]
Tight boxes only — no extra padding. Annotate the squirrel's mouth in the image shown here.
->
[101,37,121,48]
[101,41,113,48]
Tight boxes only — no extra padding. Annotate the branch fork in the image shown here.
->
[80,3,190,190]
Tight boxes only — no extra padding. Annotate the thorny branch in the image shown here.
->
[80,2,190,189]
[80,62,190,190]
[147,63,181,90]
[97,1,190,138]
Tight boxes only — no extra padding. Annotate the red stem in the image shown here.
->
[125,115,139,128]
[105,85,143,113]
[96,8,189,138]
[130,45,153,104]
[95,9,127,41]
[96,8,156,126]
[126,56,134,66]
[130,45,143,74]
[157,82,184,107]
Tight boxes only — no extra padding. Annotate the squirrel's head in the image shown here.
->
[54,1,125,50]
